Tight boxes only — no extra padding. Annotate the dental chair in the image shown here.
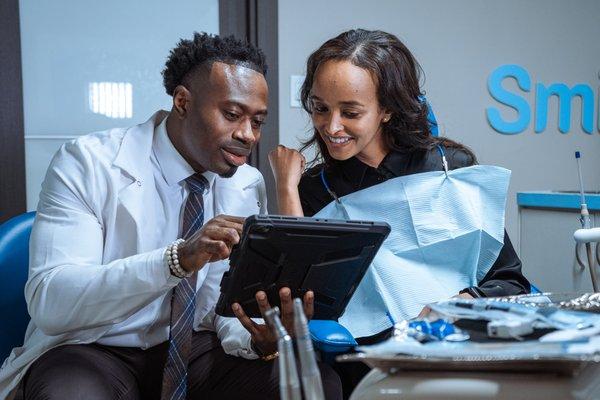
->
[0,212,35,361]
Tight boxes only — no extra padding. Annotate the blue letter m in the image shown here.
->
[535,83,594,134]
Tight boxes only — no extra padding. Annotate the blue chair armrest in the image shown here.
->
[308,320,357,353]
[0,211,35,360]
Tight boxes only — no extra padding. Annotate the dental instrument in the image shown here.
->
[265,307,302,400]
[574,151,598,291]
[293,299,325,400]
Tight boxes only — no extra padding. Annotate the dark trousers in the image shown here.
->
[22,331,342,400]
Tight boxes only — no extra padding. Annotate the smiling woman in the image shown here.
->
[268,28,531,398]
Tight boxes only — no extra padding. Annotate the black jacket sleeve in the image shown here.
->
[464,231,531,297]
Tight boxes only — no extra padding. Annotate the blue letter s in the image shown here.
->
[486,64,531,134]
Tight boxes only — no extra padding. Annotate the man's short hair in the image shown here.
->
[162,32,267,96]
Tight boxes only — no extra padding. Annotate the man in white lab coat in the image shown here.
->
[0,33,341,400]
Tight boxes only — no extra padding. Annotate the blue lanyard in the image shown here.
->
[320,168,340,203]
[436,145,449,177]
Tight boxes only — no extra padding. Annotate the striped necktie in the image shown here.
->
[161,173,208,400]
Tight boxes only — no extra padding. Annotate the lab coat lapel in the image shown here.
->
[213,168,262,217]
[113,111,168,251]
[206,168,262,290]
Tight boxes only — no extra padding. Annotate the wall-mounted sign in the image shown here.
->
[486,64,598,135]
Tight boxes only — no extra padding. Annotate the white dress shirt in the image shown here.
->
[98,117,220,347]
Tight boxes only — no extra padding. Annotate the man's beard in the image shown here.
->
[219,165,238,178]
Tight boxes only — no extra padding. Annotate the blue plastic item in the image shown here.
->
[409,319,457,341]
[425,100,439,136]
[0,212,35,360]
[308,320,357,363]
[530,284,542,294]
[308,320,357,353]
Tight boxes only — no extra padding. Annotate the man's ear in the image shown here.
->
[172,85,191,118]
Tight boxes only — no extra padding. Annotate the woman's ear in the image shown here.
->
[382,111,392,123]
[172,85,191,118]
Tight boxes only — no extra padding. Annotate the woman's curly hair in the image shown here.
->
[162,32,267,96]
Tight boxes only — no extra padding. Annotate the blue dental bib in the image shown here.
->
[314,165,511,337]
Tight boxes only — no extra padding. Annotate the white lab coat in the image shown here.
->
[0,111,267,399]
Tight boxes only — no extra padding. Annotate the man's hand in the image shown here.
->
[177,215,245,273]
[232,287,314,356]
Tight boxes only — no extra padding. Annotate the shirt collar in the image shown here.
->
[332,151,408,182]
[377,150,410,178]
[331,156,370,183]
[153,115,217,191]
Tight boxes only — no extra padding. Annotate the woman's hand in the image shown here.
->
[416,292,474,319]
[268,145,306,216]
[268,145,306,190]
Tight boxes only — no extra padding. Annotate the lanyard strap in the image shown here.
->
[436,145,449,177]
[320,168,340,203]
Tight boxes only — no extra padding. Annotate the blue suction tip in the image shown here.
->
[575,151,581,159]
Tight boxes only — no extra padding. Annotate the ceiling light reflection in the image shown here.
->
[88,82,133,119]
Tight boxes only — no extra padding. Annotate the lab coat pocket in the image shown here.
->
[216,185,262,217]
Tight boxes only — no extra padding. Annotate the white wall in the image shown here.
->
[20,0,219,210]
[278,0,600,251]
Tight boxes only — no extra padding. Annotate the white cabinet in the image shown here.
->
[518,191,600,292]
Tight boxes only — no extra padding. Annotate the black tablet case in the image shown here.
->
[215,215,390,320]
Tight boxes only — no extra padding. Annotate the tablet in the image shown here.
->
[215,215,390,320]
